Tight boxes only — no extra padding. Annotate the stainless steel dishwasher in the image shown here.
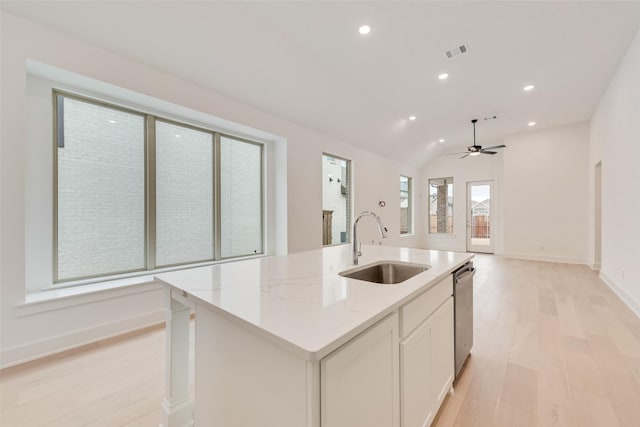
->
[453,261,475,379]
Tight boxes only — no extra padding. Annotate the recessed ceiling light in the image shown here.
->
[359,25,371,35]
[409,115,417,121]
[108,120,116,124]
[438,73,449,80]
[523,84,535,91]
[438,139,445,143]
[175,134,181,138]
[528,121,536,126]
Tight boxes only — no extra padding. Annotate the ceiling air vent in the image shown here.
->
[444,44,470,59]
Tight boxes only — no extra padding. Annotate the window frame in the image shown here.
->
[52,89,265,284]
[53,90,149,283]
[152,117,217,269]
[322,152,352,246]
[400,175,413,235]
[218,134,265,260]
[428,177,454,235]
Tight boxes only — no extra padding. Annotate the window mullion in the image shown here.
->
[259,144,265,254]
[213,132,221,261]
[146,115,157,270]
[52,92,61,283]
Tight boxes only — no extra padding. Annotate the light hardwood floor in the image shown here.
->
[1,255,640,426]
[434,255,640,427]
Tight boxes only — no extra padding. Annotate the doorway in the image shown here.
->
[467,181,494,253]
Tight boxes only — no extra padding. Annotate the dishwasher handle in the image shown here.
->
[455,267,475,283]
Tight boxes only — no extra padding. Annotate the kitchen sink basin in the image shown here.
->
[339,261,430,284]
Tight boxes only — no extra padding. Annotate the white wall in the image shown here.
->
[421,121,589,265]
[502,122,589,264]
[420,151,503,252]
[590,28,640,315]
[0,12,421,367]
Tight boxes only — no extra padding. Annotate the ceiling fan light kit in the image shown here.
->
[447,118,507,159]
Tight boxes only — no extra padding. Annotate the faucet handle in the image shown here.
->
[357,242,362,257]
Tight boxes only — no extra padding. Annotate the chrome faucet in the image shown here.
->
[353,211,388,265]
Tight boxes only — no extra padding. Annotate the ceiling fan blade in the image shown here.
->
[482,144,506,150]
[481,150,497,155]
[459,153,470,159]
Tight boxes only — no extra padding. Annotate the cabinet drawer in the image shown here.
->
[400,275,453,338]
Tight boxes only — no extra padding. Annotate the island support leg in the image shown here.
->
[161,289,194,427]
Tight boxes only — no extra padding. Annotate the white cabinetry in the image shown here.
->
[399,276,454,427]
[168,274,455,427]
[400,315,434,427]
[431,298,454,409]
[321,313,399,427]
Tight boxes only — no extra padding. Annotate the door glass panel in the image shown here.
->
[469,184,491,249]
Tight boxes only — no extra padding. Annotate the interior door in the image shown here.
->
[466,181,494,253]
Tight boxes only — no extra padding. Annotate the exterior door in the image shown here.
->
[466,181,494,253]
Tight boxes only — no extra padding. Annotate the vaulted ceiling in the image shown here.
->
[3,1,640,167]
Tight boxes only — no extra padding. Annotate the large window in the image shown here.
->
[322,154,351,246]
[429,177,453,234]
[400,176,413,235]
[54,91,264,283]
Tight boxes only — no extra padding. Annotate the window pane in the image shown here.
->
[220,136,263,258]
[156,121,214,266]
[322,154,350,245]
[400,176,412,234]
[56,96,145,280]
[429,177,453,234]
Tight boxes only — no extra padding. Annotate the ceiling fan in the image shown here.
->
[448,119,506,159]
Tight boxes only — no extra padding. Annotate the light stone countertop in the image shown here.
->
[155,244,473,361]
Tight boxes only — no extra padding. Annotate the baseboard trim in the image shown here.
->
[599,271,640,318]
[501,252,585,265]
[0,310,165,369]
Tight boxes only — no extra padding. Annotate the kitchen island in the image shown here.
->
[156,244,473,427]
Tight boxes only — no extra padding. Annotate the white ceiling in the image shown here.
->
[3,1,640,167]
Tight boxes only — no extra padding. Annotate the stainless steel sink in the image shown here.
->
[339,261,430,284]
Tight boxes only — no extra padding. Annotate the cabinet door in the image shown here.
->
[400,297,454,427]
[400,317,434,427]
[321,313,399,427]
[431,297,454,409]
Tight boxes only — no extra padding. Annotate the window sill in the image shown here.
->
[15,277,162,317]
[16,253,268,317]
[399,233,415,239]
